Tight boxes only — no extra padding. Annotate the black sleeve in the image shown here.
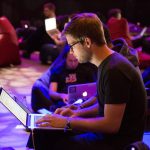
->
[50,71,59,83]
[79,63,98,82]
[104,68,132,104]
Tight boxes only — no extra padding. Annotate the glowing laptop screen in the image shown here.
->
[0,89,27,126]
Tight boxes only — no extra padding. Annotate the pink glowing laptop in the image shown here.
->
[68,82,97,104]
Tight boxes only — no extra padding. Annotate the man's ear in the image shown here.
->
[84,37,92,48]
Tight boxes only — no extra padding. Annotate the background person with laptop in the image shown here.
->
[31,45,97,113]
[21,2,67,64]
[107,8,147,48]
[107,8,133,47]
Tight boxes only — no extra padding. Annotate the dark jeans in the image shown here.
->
[31,81,51,112]
[31,80,66,112]
[27,130,116,150]
[26,126,140,150]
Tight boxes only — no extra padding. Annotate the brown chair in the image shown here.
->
[0,16,21,67]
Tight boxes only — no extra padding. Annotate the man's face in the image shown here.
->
[43,7,54,18]
[66,34,92,63]
[66,53,79,70]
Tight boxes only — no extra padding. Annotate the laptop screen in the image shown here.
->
[45,17,57,31]
[68,82,97,104]
[0,89,27,126]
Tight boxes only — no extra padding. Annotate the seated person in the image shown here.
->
[107,8,133,47]
[22,2,67,64]
[0,16,21,66]
[31,45,97,112]
[27,13,146,150]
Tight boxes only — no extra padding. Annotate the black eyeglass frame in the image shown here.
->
[68,37,84,52]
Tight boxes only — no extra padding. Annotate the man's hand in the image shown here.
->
[46,29,60,38]
[69,104,79,110]
[54,107,79,117]
[59,93,68,104]
[63,104,79,110]
[36,114,68,128]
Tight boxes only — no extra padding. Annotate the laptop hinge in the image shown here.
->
[0,87,2,94]
[27,114,31,127]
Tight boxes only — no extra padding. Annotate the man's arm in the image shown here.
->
[79,96,97,109]
[49,82,59,99]
[49,82,68,103]
[70,103,126,133]
[62,95,97,111]
[76,102,99,117]
[55,96,98,117]
[47,29,66,46]
[55,102,99,117]
[37,103,126,134]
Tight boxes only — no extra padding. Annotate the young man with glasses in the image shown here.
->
[32,13,146,150]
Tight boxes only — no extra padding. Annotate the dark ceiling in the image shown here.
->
[0,0,150,27]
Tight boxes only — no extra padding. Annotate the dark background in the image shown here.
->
[0,0,150,27]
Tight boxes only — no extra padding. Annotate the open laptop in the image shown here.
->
[45,17,58,36]
[0,87,65,130]
[68,82,97,104]
[132,27,147,40]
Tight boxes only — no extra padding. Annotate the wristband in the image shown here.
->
[64,118,71,132]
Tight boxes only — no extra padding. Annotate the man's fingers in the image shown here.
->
[60,108,72,116]
[37,122,51,127]
[54,108,64,114]
[60,109,68,116]
[36,115,50,123]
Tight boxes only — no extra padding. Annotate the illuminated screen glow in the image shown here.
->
[0,89,27,126]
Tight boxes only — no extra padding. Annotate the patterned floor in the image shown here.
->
[0,53,49,150]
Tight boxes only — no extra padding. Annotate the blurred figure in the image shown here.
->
[22,2,66,64]
[0,16,21,66]
[107,8,133,47]
[43,2,56,18]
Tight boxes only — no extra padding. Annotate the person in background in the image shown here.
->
[31,45,97,113]
[107,8,133,47]
[107,8,149,51]
[28,13,146,150]
[22,2,66,64]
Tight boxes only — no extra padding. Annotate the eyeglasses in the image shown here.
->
[68,41,81,52]
[68,38,84,52]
